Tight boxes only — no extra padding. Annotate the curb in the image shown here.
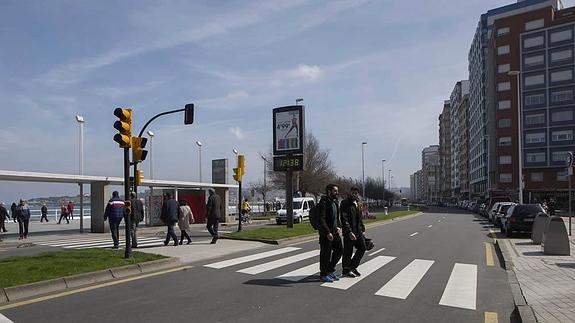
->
[494,239,537,323]
[220,212,424,246]
[0,257,182,304]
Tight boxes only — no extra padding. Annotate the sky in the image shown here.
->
[0,0,562,203]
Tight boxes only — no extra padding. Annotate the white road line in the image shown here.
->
[322,255,396,290]
[60,238,163,249]
[204,247,300,269]
[409,232,418,237]
[0,313,14,323]
[34,236,112,244]
[427,225,433,228]
[439,263,477,310]
[375,259,434,299]
[368,248,386,256]
[238,250,319,275]
[43,237,160,247]
[276,262,319,282]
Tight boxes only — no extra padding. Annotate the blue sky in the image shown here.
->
[0,0,552,202]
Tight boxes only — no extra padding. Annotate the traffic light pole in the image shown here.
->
[238,181,243,232]
[124,147,132,259]
[286,170,293,228]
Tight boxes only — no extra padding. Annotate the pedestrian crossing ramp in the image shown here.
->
[34,236,167,249]
[204,247,479,311]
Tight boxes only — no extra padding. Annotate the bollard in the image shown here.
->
[531,213,550,245]
[384,207,388,216]
[541,216,570,255]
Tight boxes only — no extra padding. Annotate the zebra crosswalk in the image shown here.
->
[34,236,166,249]
[204,247,480,311]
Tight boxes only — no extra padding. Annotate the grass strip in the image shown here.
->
[0,249,167,288]
[225,209,421,241]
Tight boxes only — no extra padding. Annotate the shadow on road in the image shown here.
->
[243,277,321,287]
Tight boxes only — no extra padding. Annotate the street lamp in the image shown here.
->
[196,141,203,182]
[261,155,267,215]
[362,142,367,199]
[382,159,386,204]
[508,70,523,204]
[75,115,85,233]
[147,130,155,180]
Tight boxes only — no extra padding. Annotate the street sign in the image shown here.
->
[273,155,304,171]
[272,105,305,156]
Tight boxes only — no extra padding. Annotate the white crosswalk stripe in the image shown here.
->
[238,250,319,275]
[322,256,396,290]
[204,247,300,269]
[35,236,166,249]
[375,259,434,299]
[276,259,342,282]
[439,263,477,310]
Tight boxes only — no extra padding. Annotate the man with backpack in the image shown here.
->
[104,191,125,249]
[340,186,366,278]
[316,184,343,283]
[129,192,144,248]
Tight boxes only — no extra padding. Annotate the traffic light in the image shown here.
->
[135,169,144,186]
[233,154,245,182]
[113,108,132,148]
[124,200,132,216]
[132,137,148,163]
[233,167,243,182]
[184,103,194,125]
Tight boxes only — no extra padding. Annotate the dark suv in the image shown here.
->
[502,204,546,237]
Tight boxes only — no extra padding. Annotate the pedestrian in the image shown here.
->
[160,193,179,246]
[340,186,367,278]
[15,199,31,239]
[40,204,49,222]
[58,204,69,224]
[241,198,251,222]
[317,184,343,283]
[129,192,144,248]
[178,199,194,245]
[11,202,17,222]
[0,202,8,232]
[206,188,221,244]
[67,201,75,220]
[103,191,125,249]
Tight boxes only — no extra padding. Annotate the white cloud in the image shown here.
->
[229,126,246,140]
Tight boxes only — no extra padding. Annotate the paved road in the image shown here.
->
[1,208,514,322]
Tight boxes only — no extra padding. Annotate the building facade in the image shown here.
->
[449,80,471,200]
[439,100,452,202]
[422,145,440,203]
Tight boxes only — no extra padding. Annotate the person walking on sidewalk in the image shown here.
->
[0,202,8,232]
[340,186,366,278]
[15,200,31,239]
[58,204,69,224]
[104,191,125,249]
[160,193,179,247]
[178,200,194,245]
[11,202,17,223]
[318,184,343,283]
[129,193,144,248]
[206,188,221,244]
[40,204,49,222]
[67,201,75,220]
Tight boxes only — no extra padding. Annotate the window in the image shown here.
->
[524,93,545,106]
[498,64,510,73]
[499,137,512,146]
[530,172,543,182]
[497,45,510,55]
[525,113,545,125]
[498,118,511,128]
[552,151,569,162]
[557,170,568,181]
[497,27,510,36]
[525,19,544,31]
[551,110,573,122]
[499,173,512,183]
[551,129,573,141]
[524,74,545,86]
[524,54,544,67]
[551,70,573,82]
[526,152,546,163]
[525,132,546,144]
[498,82,511,91]
[499,155,512,164]
[550,49,572,63]
[524,35,544,48]
[498,100,511,110]
[550,29,572,43]
[550,89,573,103]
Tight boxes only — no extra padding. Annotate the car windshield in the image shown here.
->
[281,202,303,210]
[500,205,512,213]
[518,205,544,215]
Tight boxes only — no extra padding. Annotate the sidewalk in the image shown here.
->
[500,218,575,323]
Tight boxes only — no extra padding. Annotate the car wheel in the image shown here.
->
[299,216,303,223]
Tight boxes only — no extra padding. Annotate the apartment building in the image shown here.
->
[439,100,452,202]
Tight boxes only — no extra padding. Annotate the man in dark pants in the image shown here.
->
[40,204,49,222]
[104,191,125,249]
[161,193,179,246]
[340,186,366,278]
[0,202,8,233]
[206,188,221,244]
[130,193,144,248]
[318,184,343,283]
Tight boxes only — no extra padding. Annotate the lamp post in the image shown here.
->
[147,131,155,180]
[382,159,386,205]
[196,141,203,182]
[75,115,85,233]
[294,98,303,194]
[508,70,523,204]
[261,155,267,216]
[361,142,367,199]
[233,148,239,216]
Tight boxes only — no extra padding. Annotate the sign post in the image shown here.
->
[566,152,573,236]
[273,105,305,229]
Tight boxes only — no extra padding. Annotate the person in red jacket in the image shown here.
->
[67,201,75,220]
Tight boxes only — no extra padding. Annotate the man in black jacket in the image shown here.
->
[206,188,221,244]
[161,193,179,246]
[340,186,366,278]
[318,184,343,283]
[130,193,144,248]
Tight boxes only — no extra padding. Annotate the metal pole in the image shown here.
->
[263,156,267,216]
[199,145,202,182]
[79,121,84,233]
[516,73,524,204]
[569,171,572,236]
[238,180,243,231]
[362,143,366,198]
[382,159,386,204]
[149,135,154,180]
[286,170,294,228]
[124,148,132,259]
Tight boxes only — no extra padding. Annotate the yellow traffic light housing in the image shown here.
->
[233,154,246,182]
[131,137,148,163]
[124,200,132,216]
[135,169,144,186]
[113,108,132,148]
[233,167,243,182]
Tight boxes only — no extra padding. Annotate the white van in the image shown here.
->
[276,197,316,225]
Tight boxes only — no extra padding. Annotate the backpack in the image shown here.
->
[309,200,323,230]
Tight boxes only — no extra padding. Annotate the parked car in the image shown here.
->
[501,204,546,236]
[488,202,502,223]
[494,203,516,227]
[275,197,316,225]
